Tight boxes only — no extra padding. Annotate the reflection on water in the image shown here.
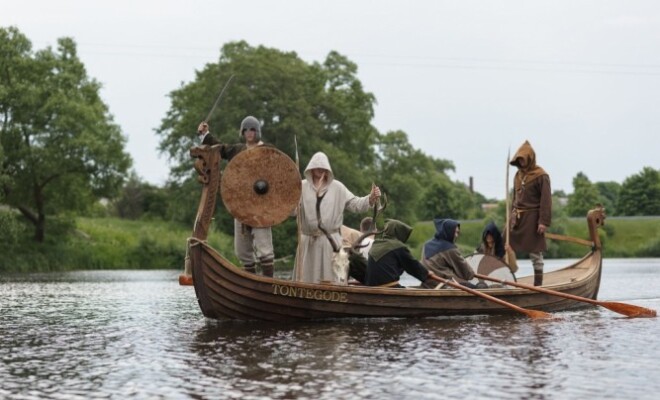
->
[1,260,659,399]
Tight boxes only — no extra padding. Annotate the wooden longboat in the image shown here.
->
[183,145,606,321]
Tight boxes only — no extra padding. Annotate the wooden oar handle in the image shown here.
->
[428,275,553,319]
[544,232,593,247]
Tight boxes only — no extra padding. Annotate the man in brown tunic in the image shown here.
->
[508,141,552,286]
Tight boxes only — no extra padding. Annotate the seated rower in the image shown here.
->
[365,219,439,288]
[421,218,483,289]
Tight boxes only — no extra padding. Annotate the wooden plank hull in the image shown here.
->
[191,241,603,321]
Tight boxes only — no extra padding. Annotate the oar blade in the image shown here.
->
[525,309,555,320]
[602,302,657,318]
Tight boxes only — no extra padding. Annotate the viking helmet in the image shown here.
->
[239,116,261,141]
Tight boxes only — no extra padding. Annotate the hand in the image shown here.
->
[369,184,381,205]
[537,224,547,235]
[197,122,209,135]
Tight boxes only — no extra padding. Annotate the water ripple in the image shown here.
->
[2,265,660,399]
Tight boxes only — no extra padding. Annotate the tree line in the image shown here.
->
[2,27,659,257]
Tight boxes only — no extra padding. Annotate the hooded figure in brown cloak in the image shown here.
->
[509,140,552,286]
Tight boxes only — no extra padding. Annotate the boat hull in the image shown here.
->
[191,241,602,321]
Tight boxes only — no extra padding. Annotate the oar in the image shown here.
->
[475,273,657,318]
[428,275,554,319]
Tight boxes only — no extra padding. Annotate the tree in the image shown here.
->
[158,42,377,181]
[113,172,169,220]
[418,175,477,221]
[566,172,602,217]
[617,167,660,216]
[0,27,131,241]
[594,181,621,216]
[375,130,456,223]
[156,42,380,236]
[155,41,487,257]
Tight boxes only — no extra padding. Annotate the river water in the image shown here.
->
[1,259,659,399]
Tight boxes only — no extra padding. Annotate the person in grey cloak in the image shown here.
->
[421,218,479,288]
[292,152,381,283]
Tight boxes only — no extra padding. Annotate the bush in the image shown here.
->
[638,237,660,257]
[0,210,25,245]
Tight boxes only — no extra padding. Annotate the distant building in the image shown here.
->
[481,203,499,212]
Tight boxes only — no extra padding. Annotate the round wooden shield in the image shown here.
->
[465,254,517,288]
[221,146,301,227]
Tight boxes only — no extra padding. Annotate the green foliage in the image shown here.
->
[155,42,469,233]
[418,176,477,221]
[0,27,131,242]
[599,216,660,257]
[638,236,660,257]
[0,217,236,272]
[566,172,602,217]
[595,181,621,216]
[158,42,377,184]
[271,218,298,262]
[544,196,571,257]
[43,215,77,244]
[376,130,456,222]
[112,172,170,220]
[156,42,382,229]
[1,215,658,273]
[0,210,25,245]
[617,167,660,216]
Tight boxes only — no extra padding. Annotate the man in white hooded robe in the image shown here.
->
[292,152,380,283]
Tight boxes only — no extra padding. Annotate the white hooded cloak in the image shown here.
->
[292,152,371,283]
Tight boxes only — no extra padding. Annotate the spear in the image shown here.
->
[204,74,235,122]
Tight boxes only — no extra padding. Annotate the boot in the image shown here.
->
[530,252,544,286]
[534,270,543,286]
[244,264,257,274]
[261,263,274,278]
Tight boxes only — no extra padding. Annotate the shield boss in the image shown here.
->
[221,146,301,227]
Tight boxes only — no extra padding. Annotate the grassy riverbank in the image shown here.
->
[0,217,237,273]
[409,216,660,259]
[1,216,658,273]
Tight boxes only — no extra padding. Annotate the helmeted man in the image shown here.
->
[196,116,275,277]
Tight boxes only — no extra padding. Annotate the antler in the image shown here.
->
[351,230,382,252]
[351,194,388,252]
[377,193,388,215]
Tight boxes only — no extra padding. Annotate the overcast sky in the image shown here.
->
[4,0,660,200]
